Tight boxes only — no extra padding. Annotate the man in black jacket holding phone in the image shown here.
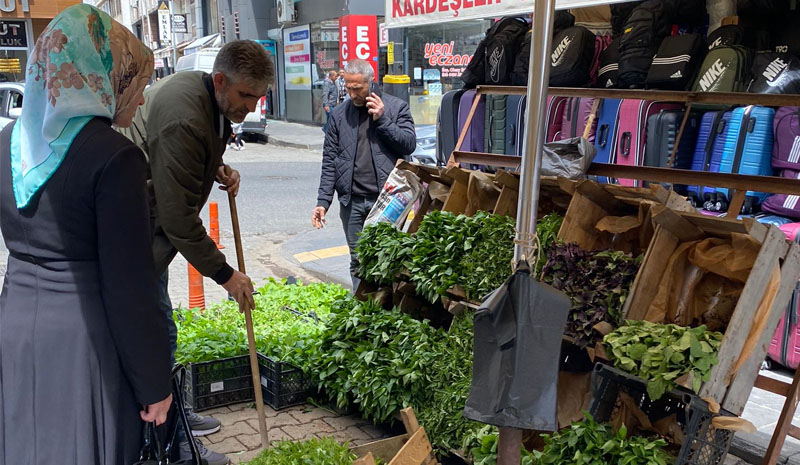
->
[312,59,416,290]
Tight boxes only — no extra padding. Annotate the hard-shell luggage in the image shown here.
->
[457,89,486,153]
[555,97,597,144]
[614,99,683,187]
[645,33,707,90]
[437,89,466,165]
[715,106,775,214]
[755,213,793,227]
[506,95,526,156]
[693,45,752,93]
[596,36,621,88]
[761,170,800,220]
[643,110,701,170]
[748,52,800,95]
[593,98,623,183]
[773,106,800,172]
[687,110,733,207]
[768,233,800,370]
[546,96,567,143]
[485,95,508,155]
[550,26,597,87]
[780,222,800,241]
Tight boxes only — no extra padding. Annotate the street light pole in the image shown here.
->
[169,0,177,74]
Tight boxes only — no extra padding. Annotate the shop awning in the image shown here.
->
[183,33,221,55]
[384,0,632,28]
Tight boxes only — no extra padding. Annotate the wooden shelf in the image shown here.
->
[474,85,800,107]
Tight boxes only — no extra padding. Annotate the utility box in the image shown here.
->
[383,75,410,104]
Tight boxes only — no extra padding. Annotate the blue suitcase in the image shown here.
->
[506,95,526,156]
[715,106,775,214]
[593,98,622,183]
[437,89,466,165]
[687,111,732,207]
[756,214,793,227]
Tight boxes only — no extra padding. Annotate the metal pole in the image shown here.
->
[499,0,556,463]
[169,0,177,75]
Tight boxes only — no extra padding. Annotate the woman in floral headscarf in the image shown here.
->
[0,5,172,464]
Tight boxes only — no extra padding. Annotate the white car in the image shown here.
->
[242,95,268,140]
[0,82,24,130]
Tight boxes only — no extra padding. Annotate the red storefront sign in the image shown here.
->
[339,15,378,78]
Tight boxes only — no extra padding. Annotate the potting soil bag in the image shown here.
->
[363,167,423,228]
[542,137,598,179]
[463,263,571,430]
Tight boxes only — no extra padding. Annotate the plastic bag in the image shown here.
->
[541,137,598,180]
[363,168,424,228]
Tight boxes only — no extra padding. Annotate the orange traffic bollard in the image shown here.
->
[209,202,224,249]
[188,263,205,311]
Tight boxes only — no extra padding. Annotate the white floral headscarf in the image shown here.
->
[10,4,154,209]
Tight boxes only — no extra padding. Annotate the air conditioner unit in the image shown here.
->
[276,0,294,23]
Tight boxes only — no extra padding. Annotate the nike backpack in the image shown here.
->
[512,12,576,86]
[692,46,753,92]
[549,26,597,87]
[646,33,707,90]
[461,17,529,88]
[749,52,800,94]
[617,0,674,89]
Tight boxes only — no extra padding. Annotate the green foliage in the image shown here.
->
[532,415,672,465]
[534,213,564,276]
[175,278,348,368]
[356,222,416,285]
[463,425,535,465]
[306,297,442,424]
[604,320,723,400]
[458,212,517,300]
[541,244,642,348]
[241,438,355,465]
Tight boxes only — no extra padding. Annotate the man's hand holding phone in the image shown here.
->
[366,82,384,121]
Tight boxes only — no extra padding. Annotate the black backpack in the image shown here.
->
[707,25,745,50]
[617,0,675,89]
[596,36,621,88]
[646,33,707,90]
[549,26,597,87]
[748,52,800,94]
[554,10,576,36]
[610,1,641,37]
[480,17,530,86]
[512,12,577,87]
[772,21,800,56]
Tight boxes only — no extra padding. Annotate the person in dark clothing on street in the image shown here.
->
[312,59,416,290]
[336,68,347,104]
[121,40,274,465]
[322,70,338,133]
[0,5,172,464]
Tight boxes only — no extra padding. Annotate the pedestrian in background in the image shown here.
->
[337,68,347,104]
[229,121,245,150]
[121,40,274,465]
[322,70,338,133]
[312,59,416,290]
[0,5,172,464]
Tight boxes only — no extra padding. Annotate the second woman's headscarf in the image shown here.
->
[10,4,154,209]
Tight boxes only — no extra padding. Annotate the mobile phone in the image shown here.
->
[370,82,382,97]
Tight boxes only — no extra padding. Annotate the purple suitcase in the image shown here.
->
[457,89,486,153]
[546,96,567,143]
[773,107,800,172]
[554,97,598,144]
[762,170,800,220]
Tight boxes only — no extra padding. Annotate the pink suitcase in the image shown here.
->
[546,96,567,143]
[555,97,598,144]
[768,233,800,369]
[614,100,683,187]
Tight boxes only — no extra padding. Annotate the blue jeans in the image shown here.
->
[322,108,332,133]
[339,195,378,290]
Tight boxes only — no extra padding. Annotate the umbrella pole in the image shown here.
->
[224,166,271,449]
[499,0,556,463]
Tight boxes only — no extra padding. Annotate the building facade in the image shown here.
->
[0,0,82,81]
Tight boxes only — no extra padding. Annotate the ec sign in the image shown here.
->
[0,0,29,14]
[339,15,377,78]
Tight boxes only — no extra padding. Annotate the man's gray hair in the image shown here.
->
[213,40,275,90]
[344,60,374,82]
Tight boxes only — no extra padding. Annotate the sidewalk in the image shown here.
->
[280,228,800,465]
[265,119,325,151]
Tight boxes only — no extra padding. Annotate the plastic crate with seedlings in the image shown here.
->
[185,355,254,411]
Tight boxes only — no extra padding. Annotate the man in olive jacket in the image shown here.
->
[121,40,274,465]
[312,60,416,289]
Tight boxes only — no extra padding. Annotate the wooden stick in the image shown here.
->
[224,165,270,449]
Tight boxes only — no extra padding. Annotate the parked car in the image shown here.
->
[0,82,24,131]
[410,124,437,165]
[242,95,268,140]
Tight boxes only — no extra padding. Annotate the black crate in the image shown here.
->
[589,363,735,465]
[185,355,254,412]
[257,354,313,410]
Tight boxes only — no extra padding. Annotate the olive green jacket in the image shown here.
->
[120,71,234,284]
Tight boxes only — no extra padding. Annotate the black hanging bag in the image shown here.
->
[549,26,597,87]
[596,36,621,88]
[707,25,745,50]
[484,17,530,85]
[617,0,674,89]
[646,33,707,90]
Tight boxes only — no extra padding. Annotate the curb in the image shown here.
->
[267,137,324,151]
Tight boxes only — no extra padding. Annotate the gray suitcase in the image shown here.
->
[485,95,508,155]
[643,110,701,193]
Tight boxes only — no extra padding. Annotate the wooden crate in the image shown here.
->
[352,408,439,465]
[622,207,800,415]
